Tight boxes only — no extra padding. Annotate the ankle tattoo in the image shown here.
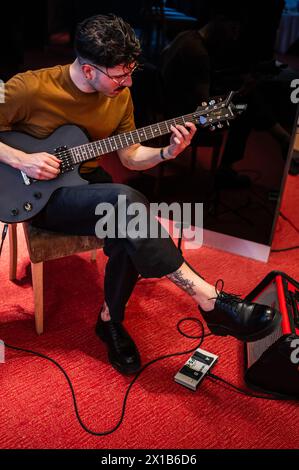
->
[167,269,196,296]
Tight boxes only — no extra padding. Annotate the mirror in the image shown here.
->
[127,2,299,262]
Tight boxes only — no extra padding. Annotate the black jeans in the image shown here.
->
[32,175,184,322]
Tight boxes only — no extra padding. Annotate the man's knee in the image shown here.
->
[114,184,149,206]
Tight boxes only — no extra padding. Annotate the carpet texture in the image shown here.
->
[0,176,298,449]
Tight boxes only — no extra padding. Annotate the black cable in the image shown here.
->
[271,245,299,253]
[0,223,8,257]
[270,212,299,253]
[4,317,209,437]
[279,211,299,234]
[207,372,298,401]
[3,314,298,437]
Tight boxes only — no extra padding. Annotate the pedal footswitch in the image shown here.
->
[174,347,218,391]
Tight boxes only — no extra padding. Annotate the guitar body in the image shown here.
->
[0,125,90,223]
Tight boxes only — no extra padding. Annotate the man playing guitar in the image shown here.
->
[0,15,279,375]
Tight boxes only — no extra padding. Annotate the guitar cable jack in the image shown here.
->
[0,223,8,257]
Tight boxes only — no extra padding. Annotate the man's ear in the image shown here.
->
[81,64,94,80]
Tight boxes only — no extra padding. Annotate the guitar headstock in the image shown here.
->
[193,91,246,131]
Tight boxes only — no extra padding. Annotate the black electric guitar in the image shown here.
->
[0,92,243,223]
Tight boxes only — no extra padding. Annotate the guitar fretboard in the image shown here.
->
[69,112,196,164]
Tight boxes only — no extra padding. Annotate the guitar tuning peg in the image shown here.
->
[209,99,216,106]
[201,101,208,107]
[209,125,216,131]
[217,122,223,129]
[226,120,230,127]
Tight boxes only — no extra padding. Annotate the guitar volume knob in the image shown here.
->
[23,202,33,212]
[11,208,19,216]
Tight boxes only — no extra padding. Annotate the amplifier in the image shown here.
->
[244,271,299,399]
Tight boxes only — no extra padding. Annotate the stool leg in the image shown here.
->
[31,262,44,335]
[9,224,18,281]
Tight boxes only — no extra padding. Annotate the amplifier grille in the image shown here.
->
[246,280,282,368]
[247,323,283,368]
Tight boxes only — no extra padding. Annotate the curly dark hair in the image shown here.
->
[74,14,141,67]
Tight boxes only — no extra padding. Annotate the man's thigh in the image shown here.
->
[31,183,148,235]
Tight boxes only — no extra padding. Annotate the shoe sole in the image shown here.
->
[207,309,281,342]
[96,324,141,375]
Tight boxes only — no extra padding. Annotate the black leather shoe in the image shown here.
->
[199,280,281,342]
[95,317,141,375]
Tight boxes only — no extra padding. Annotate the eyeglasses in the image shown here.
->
[80,62,139,85]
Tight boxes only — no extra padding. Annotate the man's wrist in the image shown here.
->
[160,147,167,160]
[11,150,27,170]
[160,146,173,161]
[0,144,26,170]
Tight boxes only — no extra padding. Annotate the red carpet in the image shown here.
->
[0,176,298,449]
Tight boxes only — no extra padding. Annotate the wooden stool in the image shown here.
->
[9,223,104,334]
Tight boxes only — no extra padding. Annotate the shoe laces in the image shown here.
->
[106,322,128,352]
[109,322,120,339]
[210,279,243,314]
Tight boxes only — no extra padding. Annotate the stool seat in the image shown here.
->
[23,223,104,263]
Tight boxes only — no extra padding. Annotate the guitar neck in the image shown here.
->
[69,112,195,164]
